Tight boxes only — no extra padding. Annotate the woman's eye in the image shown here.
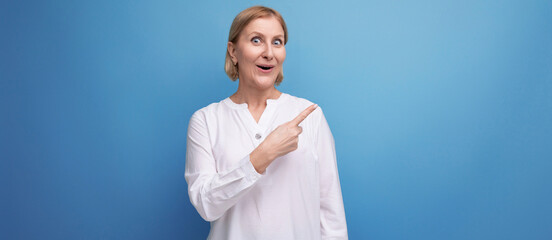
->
[251,37,261,44]
[273,39,282,45]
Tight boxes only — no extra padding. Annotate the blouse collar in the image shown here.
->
[223,93,289,110]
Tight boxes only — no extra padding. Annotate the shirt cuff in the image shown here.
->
[240,154,263,182]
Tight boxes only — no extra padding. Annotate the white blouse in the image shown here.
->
[185,93,348,240]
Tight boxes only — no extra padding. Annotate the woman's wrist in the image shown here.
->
[250,142,275,173]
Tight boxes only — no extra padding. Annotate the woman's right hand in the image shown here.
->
[250,104,317,173]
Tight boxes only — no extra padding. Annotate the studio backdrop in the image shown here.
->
[2,0,551,239]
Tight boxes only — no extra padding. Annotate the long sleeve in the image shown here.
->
[315,109,348,239]
[184,110,262,222]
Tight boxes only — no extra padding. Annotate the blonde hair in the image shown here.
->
[224,6,288,85]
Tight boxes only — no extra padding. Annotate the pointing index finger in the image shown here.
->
[290,104,318,126]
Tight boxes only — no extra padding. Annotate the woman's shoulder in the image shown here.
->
[281,93,325,121]
[283,93,314,106]
[189,98,229,122]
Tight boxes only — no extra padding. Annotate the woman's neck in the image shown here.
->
[230,85,281,109]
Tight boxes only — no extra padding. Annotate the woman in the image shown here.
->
[185,6,348,239]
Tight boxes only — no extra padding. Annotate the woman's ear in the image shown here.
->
[227,42,238,65]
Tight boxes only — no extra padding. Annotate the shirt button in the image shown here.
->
[255,133,262,140]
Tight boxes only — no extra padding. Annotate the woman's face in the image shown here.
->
[228,16,286,90]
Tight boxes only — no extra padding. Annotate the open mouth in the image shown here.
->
[257,65,274,71]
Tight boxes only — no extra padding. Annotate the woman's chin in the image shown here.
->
[252,76,277,89]
[239,72,278,90]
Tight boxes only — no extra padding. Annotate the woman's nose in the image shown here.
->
[262,44,274,60]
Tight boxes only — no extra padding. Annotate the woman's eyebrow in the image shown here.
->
[248,31,284,39]
[248,31,265,37]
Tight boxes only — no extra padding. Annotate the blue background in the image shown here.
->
[2,0,551,239]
